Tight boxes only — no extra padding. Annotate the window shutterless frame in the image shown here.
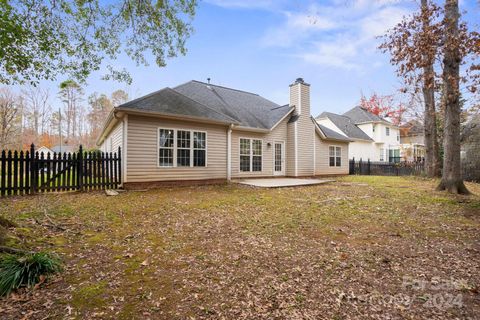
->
[157,128,208,168]
[329,145,342,167]
[239,137,263,172]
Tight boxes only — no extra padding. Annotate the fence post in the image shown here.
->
[350,157,355,175]
[29,144,36,194]
[118,146,122,187]
[77,145,83,191]
[359,158,363,175]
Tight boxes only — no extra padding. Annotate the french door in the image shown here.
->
[274,142,285,176]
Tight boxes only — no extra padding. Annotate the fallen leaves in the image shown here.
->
[0,176,479,319]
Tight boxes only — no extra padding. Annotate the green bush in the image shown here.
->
[0,252,62,296]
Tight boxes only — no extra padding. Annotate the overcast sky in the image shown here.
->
[18,0,480,117]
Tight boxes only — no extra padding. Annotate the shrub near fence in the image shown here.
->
[349,158,425,176]
[0,144,121,197]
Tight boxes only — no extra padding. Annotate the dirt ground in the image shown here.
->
[0,176,479,319]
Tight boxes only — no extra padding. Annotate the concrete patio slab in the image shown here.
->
[234,178,334,188]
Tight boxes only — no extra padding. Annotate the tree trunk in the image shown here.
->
[421,0,441,178]
[436,0,469,194]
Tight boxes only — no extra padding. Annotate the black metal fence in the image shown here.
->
[349,158,425,176]
[0,144,121,197]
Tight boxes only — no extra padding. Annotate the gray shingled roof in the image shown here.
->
[173,81,293,129]
[117,87,239,124]
[117,81,293,129]
[342,106,388,124]
[317,112,373,141]
[315,122,351,142]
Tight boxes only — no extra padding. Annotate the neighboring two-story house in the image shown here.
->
[315,107,401,162]
[399,120,425,162]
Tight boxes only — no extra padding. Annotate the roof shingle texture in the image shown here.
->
[117,81,293,129]
[315,122,351,142]
[118,87,238,123]
[173,81,292,129]
[317,112,373,141]
[342,106,387,123]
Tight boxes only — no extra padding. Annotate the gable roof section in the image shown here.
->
[342,106,389,124]
[313,120,351,142]
[117,87,239,124]
[400,119,424,137]
[173,80,293,129]
[317,112,373,141]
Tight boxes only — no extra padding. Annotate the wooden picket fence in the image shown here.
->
[0,144,121,197]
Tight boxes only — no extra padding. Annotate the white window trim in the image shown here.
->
[239,137,263,172]
[157,127,208,168]
[272,140,285,175]
[335,146,342,167]
[329,145,342,167]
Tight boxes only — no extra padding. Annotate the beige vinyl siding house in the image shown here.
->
[97,78,351,187]
[100,121,123,153]
[314,134,349,175]
[126,115,228,182]
[231,116,289,178]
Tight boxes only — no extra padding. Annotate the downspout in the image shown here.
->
[313,128,316,175]
[227,124,233,181]
[122,114,128,186]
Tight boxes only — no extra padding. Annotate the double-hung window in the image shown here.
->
[177,130,190,167]
[240,138,262,172]
[193,132,206,167]
[159,129,174,167]
[386,127,390,136]
[329,146,342,167]
[380,148,385,162]
[158,129,206,167]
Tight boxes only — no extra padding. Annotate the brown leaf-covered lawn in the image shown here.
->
[0,176,479,319]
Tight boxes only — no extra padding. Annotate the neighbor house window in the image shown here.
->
[380,148,384,162]
[158,129,206,167]
[329,146,342,167]
[386,127,390,136]
[240,138,262,172]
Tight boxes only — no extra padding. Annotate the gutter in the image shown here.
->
[96,108,121,146]
[97,106,295,145]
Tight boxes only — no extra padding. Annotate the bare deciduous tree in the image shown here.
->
[21,86,51,135]
[380,0,442,177]
[0,88,21,150]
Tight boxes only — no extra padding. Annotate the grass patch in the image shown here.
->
[72,280,108,309]
[0,176,479,319]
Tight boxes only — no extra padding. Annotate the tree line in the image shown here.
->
[0,81,129,151]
